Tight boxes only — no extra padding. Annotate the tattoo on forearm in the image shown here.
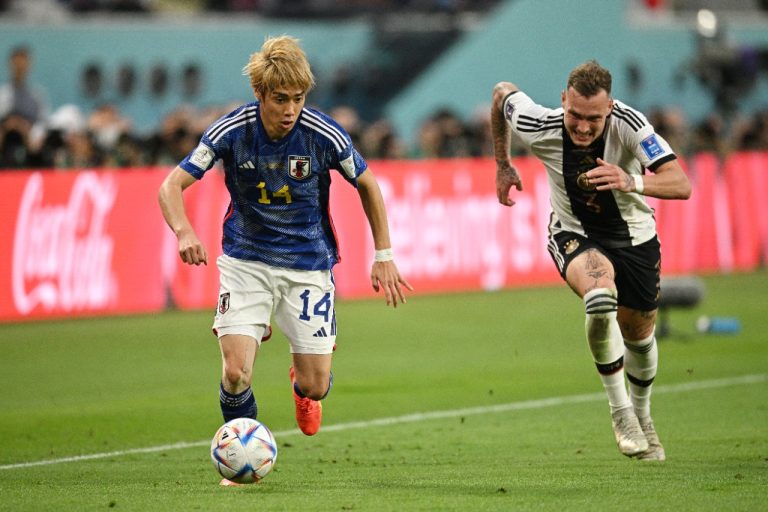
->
[498,164,517,178]
[491,104,509,159]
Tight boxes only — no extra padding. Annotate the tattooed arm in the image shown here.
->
[491,82,524,206]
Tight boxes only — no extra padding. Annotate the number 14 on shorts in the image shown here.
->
[298,290,332,322]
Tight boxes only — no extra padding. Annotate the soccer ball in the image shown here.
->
[210,418,278,483]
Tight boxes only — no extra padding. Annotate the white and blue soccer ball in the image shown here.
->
[210,418,278,483]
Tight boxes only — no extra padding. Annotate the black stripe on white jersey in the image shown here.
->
[647,153,677,172]
[561,127,632,246]
[614,104,644,127]
[517,114,563,133]
[611,105,644,132]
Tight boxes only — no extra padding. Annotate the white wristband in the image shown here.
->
[632,174,644,194]
[374,248,394,262]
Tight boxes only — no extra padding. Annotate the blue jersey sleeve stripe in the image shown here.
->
[299,118,344,153]
[207,105,257,136]
[302,108,347,140]
[208,109,258,143]
[301,109,348,148]
[210,117,258,144]
[207,107,259,143]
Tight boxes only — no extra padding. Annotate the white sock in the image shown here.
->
[624,333,658,420]
[584,289,630,413]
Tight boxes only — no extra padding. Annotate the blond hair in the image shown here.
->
[567,60,612,97]
[242,35,315,96]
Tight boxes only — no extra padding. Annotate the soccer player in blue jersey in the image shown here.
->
[490,61,691,461]
[158,36,412,479]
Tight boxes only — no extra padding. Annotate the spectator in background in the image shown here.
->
[88,103,133,156]
[0,114,32,168]
[107,132,147,167]
[432,108,473,157]
[467,104,496,158]
[690,112,729,156]
[29,104,85,168]
[412,108,477,159]
[63,129,103,168]
[0,46,49,127]
[647,106,690,156]
[145,105,201,165]
[413,117,443,159]
[734,109,768,151]
[360,119,405,160]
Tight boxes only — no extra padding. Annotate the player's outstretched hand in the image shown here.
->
[496,159,523,206]
[371,260,413,308]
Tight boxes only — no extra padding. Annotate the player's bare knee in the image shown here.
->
[302,387,326,401]
[222,364,251,390]
[295,374,331,400]
[299,381,328,401]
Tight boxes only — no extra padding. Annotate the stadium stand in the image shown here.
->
[0,0,766,168]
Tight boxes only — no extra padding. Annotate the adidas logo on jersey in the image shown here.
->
[238,161,255,169]
[313,327,328,338]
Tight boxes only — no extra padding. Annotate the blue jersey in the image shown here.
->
[180,102,368,270]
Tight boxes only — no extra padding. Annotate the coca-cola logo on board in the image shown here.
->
[12,172,117,314]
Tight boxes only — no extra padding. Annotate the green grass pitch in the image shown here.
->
[0,271,766,511]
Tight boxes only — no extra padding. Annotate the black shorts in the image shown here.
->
[548,232,661,311]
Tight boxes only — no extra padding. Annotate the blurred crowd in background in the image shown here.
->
[2,40,768,171]
[2,0,768,169]
[0,0,499,17]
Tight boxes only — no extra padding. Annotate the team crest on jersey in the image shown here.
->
[564,239,580,255]
[576,172,596,191]
[218,292,230,315]
[289,156,311,180]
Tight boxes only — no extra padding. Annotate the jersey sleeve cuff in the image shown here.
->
[647,154,677,173]
[502,90,520,109]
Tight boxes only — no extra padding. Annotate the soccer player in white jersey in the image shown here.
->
[159,36,412,483]
[491,60,691,460]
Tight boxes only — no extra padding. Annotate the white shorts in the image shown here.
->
[213,254,337,355]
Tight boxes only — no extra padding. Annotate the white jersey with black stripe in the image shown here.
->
[503,91,676,248]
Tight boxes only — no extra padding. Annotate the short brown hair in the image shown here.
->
[567,60,612,97]
[242,35,315,96]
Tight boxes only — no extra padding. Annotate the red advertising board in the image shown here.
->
[331,158,562,299]
[0,170,167,322]
[1,153,767,323]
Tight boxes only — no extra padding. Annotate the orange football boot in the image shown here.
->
[289,366,322,436]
